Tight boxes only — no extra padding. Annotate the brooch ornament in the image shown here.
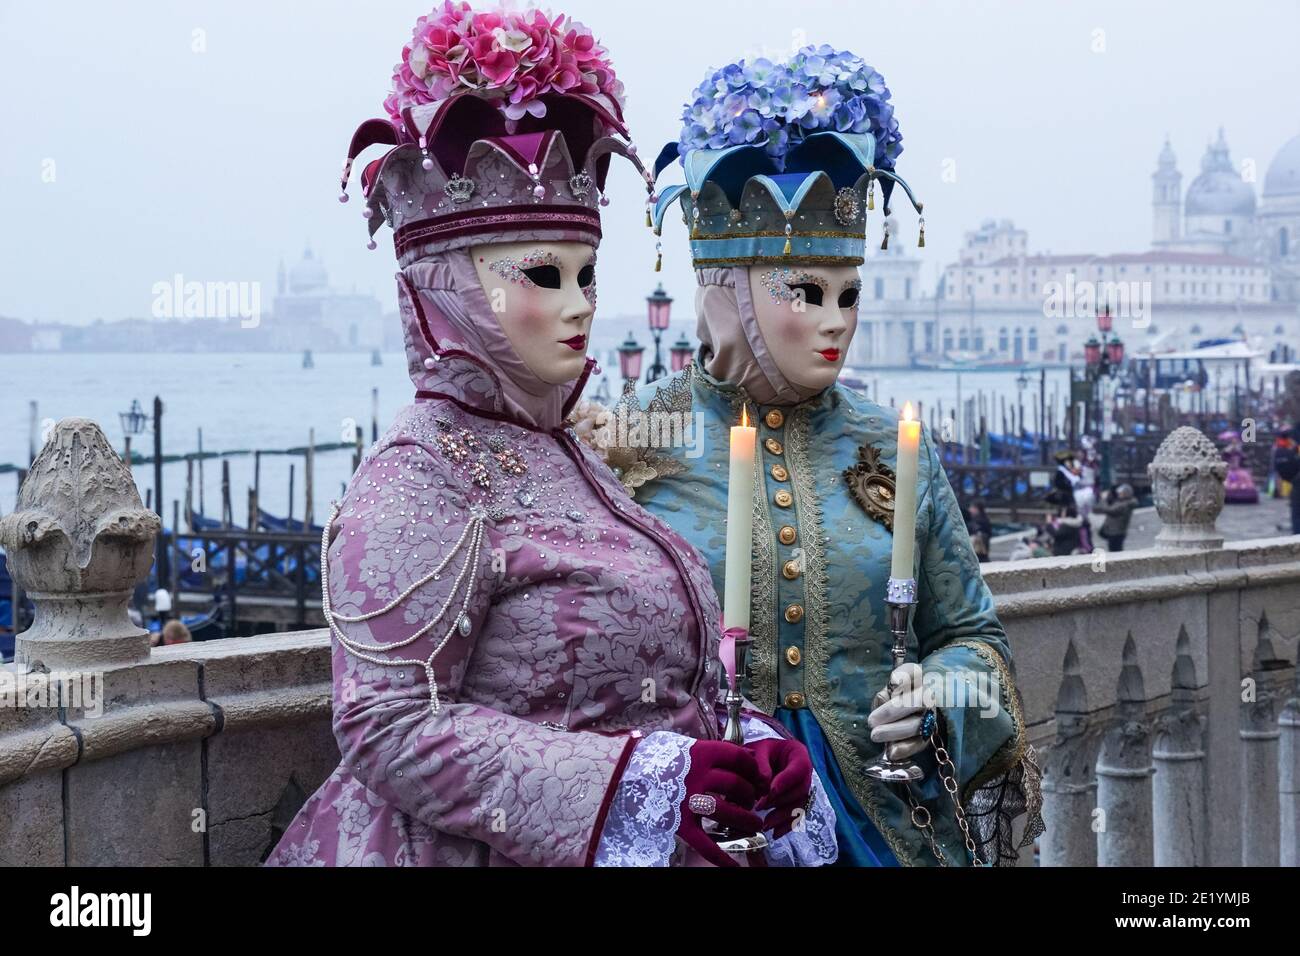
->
[833,186,862,226]
[568,171,594,200]
[843,443,897,532]
[444,173,476,204]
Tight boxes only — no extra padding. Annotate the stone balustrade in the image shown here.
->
[0,421,1297,865]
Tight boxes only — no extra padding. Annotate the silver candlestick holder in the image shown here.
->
[707,631,769,855]
[864,576,925,783]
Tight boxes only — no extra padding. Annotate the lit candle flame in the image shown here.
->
[741,405,750,428]
[902,401,914,422]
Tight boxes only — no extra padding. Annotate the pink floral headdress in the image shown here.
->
[339,3,651,267]
[384,2,626,124]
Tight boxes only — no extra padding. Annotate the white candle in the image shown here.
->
[890,402,921,581]
[723,405,756,631]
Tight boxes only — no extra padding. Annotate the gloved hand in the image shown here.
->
[677,740,766,867]
[748,737,813,838]
[868,662,929,762]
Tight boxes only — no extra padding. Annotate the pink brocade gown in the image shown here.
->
[265,364,725,866]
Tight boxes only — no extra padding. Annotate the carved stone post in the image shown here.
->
[1096,634,1154,866]
[0,419,159,670]
[1041,640,1098,866]
[1281,663,1300,868]
[1241,617,1281,866]
[1152,626,1206,866]
[1147,426,1226,551]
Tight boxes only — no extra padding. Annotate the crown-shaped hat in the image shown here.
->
[649,46,923,269]
[339,3,651,266]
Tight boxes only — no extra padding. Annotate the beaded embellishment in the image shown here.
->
[488,249,562,286]
[432,418,529,491]
[759,268,828,304]
[833,186,862,226]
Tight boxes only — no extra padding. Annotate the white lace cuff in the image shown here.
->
[592,731,693,867]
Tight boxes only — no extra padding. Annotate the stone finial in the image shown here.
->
[1147,426,1226,550]
[0,418,159,669]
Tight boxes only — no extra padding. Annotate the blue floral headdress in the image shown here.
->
[649,45,923,269]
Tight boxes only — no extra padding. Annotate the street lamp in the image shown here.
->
[645,283,673,382]
[119,398,149,464]
[670,332,694,372]
[618,331,645,395]
[1097,303,1114,334]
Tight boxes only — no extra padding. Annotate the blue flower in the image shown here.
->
[674,44,904,169]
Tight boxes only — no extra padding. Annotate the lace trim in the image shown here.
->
[786,405,916,865]
[947,637,1045,865]
[592,732,693,867]
[740,715,838,867]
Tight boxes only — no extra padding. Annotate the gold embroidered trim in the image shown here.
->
[695,228,862,240]
[948,638,1030,801]
[787,406,918,866]
[749,435,778,713]
[691,255,866,267]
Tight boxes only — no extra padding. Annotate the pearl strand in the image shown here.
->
[319,501,487,715]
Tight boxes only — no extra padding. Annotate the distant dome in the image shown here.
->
[289,247,328,294]
[1264,132,1300,198]
[1185,129,1255,217]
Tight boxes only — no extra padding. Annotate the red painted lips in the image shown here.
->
[819,348,841,362]
[562,334,587,351]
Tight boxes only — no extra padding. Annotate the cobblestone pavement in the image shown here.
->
[989,494,1298,560]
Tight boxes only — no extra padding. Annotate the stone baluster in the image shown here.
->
[1147,426,1226,551]
[1040,640,1097,866]
[0,419,159,670]
[1152,625,1206,865]
[1281,659,1300,868]
[1096,633,1154,866]
[1241,614,1282,867]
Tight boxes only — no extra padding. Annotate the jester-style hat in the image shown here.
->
[649,46,923,269]
[339,2,650,266]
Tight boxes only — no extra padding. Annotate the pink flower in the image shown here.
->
[468,32,519,87]
[384,3,625,124]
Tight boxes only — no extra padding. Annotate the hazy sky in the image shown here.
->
[2,0,1298,327]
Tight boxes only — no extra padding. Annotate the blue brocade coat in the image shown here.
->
[624,362,1038,866]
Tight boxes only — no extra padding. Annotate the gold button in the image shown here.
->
[784,603,804,623]
[783,692,806,709]
[764,437,784,456]
[770,463,789,482]
[778,525,797,545]
[782,559,801,580]
[765,409,785,429]
[774,489,793,508]
[785,646,801,666]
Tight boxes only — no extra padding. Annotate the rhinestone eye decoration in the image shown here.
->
[444,173,476,204]
[568,171,594,200]
[833,186,862,226]
[760,268,828,305]
[488,249,562,287]
[580,258,598,309]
